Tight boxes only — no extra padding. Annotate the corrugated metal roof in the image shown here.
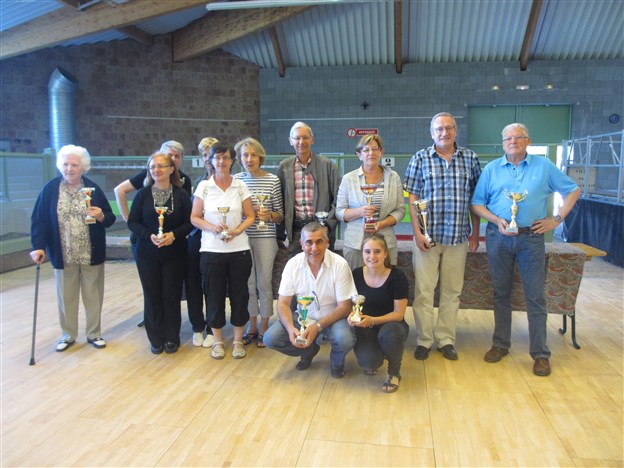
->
[1,0,622,67]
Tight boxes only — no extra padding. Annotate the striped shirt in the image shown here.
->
[233,172,284,238]
[403,144,481,245]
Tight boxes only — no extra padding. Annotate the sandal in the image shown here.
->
[382,375,401,393]
[211,342,225,360]
[256,334,266,348]
[232,340,246,359]
[242,332,258,346]
[364,369,377,376]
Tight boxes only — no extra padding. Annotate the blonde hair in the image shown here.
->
[235,137,267,166]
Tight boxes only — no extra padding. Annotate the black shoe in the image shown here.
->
[414,345,431,360]
[164,341,179,354]
[151,344,164,354]
[437,344,458,361]
[295,342,320,371]
[330,366,345,379]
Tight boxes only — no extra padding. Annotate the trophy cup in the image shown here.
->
[360,184,378,231]
[79,187,96,224]
[412,199,436,247]
[503,189,528,234]
[295,295,315,345]
[217,206,231,239]
[315,211,329,226]
[154,206,167,240]
[255,192,270,230]
[350,294,366,323]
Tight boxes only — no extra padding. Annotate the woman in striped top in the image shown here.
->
[233,138,284,348]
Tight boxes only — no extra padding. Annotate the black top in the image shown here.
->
[129,169,192,196]
[352,267,408,317]
[127,185,193,258]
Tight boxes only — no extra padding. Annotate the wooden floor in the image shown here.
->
[1,258,623,467]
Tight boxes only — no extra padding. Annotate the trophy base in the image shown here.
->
[350,315,362,323]
[257,223,268,230]
[364,221,376,231]
[295,336,308,346]
[505,226,518,234]
[85,216,96,225]
[425,237,436,247]
[220,232,232,240]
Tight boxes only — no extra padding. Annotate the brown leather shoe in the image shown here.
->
[533,357,551,376]
[483,346,509,363]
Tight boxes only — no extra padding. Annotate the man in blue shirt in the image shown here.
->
[471,123,580,377]
[404,112,482,361]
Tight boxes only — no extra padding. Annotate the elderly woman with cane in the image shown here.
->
[30,145,116,352]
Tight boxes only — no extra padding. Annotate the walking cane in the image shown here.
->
[29,264,41,366]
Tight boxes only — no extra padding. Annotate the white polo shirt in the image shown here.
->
[278,249,357,321]
[195,177,251,253]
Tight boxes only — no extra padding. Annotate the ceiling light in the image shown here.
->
[206,0,375,11]
[491,85,500,91]
[515,84,530,91]
[544,84,554,90]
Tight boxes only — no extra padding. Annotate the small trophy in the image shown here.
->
[79,187,96,224]
[154,206,167,240]
[315,211,329,226]
[217,206,231,239]
[255,192,270,230]
[360,184,378,231]
[503,189,528,234]
[295,295,315,345]
[350,294,366,323]
[412,199,436,247]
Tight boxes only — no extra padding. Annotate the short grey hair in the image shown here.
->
[56,145,91,173]
[502,123,530,139]
[160,140,184,156]
[289,121,314,139]
[430,112,456,132]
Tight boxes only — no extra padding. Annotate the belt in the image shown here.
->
[517,227,532,233]
[293,218,314,229]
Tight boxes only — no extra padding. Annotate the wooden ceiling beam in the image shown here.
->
[0,0,208,60]
[269,26,286,77]
[173,6,310,62]
[519,0,544,71]
[394,0,402,74]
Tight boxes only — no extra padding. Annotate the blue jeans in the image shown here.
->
[353,321,409,377]
[263,314,355,370]
[485,223,550,359]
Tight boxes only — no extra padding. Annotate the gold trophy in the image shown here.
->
[295,295,315,345]
[315,211,329,226]
[217,206,231,239]
[412,199,436,247]
[503,189,528,234]
[350,294,366,323]
[255,192,270,230]
[79,187,96,224]
[154,206,167,240]
[360,184,378,231]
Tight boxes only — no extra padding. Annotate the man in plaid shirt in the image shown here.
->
[403,112,481,361]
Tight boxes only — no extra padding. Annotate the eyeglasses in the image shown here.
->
[213,155,232,162]
[433,126,456,134]
[502,136,529,143]
[290,136,311,142]
[360,147,382,154]
[148,164,172,170]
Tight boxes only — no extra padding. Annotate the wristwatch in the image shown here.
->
[315,321,323,332]
[554,215,563,223]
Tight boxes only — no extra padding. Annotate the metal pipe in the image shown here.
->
[48,68,78,151]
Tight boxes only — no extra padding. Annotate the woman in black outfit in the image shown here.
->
[348,233,409,392]
[128,152,193,354]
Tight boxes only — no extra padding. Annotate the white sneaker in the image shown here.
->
[202,334,215,348]
[192,332,204,347]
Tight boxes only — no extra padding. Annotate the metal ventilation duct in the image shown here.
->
[48,67,78,151]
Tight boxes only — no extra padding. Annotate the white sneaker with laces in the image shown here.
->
[192,332,204,347]
[202,334,215,348]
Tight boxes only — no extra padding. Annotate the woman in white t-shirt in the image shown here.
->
[191,143,255,360]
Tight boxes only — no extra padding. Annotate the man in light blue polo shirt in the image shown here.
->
[471,123,580,377]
